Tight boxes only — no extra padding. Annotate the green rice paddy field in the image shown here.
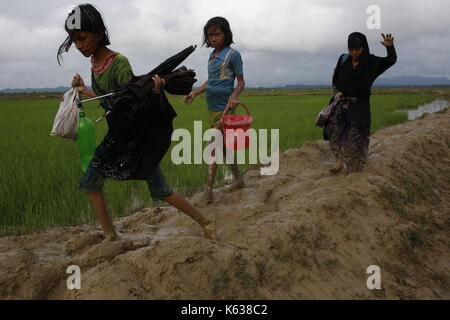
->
[0,90,438,234]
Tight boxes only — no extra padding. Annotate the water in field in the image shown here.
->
[402,99,449,120]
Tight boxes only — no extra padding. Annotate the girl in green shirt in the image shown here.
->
[57,4,215,241]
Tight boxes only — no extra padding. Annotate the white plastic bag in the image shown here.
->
[50,88,79,140]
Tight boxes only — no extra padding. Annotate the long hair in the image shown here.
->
[57,4,110,65]
[202,17,234,48]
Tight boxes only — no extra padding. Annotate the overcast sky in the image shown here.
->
[1,0,449,89]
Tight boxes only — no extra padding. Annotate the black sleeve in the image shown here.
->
[332,54,345,92]
[373,45,397,79]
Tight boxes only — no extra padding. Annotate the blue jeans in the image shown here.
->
[79,164,173,201]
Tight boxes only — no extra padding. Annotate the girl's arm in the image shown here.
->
[79,88,97,99]
[72,74,97,98]
[227,50,245,108]
[227,75,245,108]
[182,80,208,104]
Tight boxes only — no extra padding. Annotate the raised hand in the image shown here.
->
[380,33,394,47]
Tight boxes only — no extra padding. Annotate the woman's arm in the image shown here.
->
[182,80,208,104]
[227,50,245,108]
[79,88,97,99]
[332,53,345,93]
[374,33,397,78]
[227,75,245,108]
[332,55,345,99]
[193,80,208,96]
[71,73,97,98]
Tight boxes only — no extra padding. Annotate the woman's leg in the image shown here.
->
[226,163,245,190]
[79,166,118,241]
[360,127,371,167]
[202,111,224,203]
[204,162,217,203]
[346,124,368,173]
[87,192,118,241]
[222,110,245,190]
[148,166,216,240]
[330,158,344,173]
[328,104,345,173]
[163,192,216,240]
[203,147,218,204]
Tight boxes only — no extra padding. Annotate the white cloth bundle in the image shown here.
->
[50,88,79,140]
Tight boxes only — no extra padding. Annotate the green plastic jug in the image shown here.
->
[77,107,96,172]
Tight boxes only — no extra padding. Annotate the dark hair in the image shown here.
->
[57,3,110,65]
[202,17,234,48]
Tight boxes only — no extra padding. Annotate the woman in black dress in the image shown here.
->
[328,32,397,173]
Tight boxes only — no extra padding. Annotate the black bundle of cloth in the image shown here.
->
[89,46,197,180]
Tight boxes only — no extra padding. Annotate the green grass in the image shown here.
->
[0,92,435,234]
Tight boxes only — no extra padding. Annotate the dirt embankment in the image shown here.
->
[1,108,449,300]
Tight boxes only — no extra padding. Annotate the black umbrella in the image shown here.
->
[112,45,198,112]
[147,45,197,76]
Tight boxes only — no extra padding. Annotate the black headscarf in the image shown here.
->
[348,32,369,51]
[347,32,371,71]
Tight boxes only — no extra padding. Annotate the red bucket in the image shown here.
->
[221,103,253,150]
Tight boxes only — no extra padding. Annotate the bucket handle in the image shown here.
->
[221,102,251,127]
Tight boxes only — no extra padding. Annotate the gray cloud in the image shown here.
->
[0,0,449,89]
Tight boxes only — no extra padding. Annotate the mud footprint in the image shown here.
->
[63,232,103,255]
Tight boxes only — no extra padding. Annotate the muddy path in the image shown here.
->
[1,108,449,299]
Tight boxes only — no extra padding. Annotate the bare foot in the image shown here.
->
[329,165,343,173]
[104,230,120,241]
[329,159,343,173]
[200,218,216,241]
